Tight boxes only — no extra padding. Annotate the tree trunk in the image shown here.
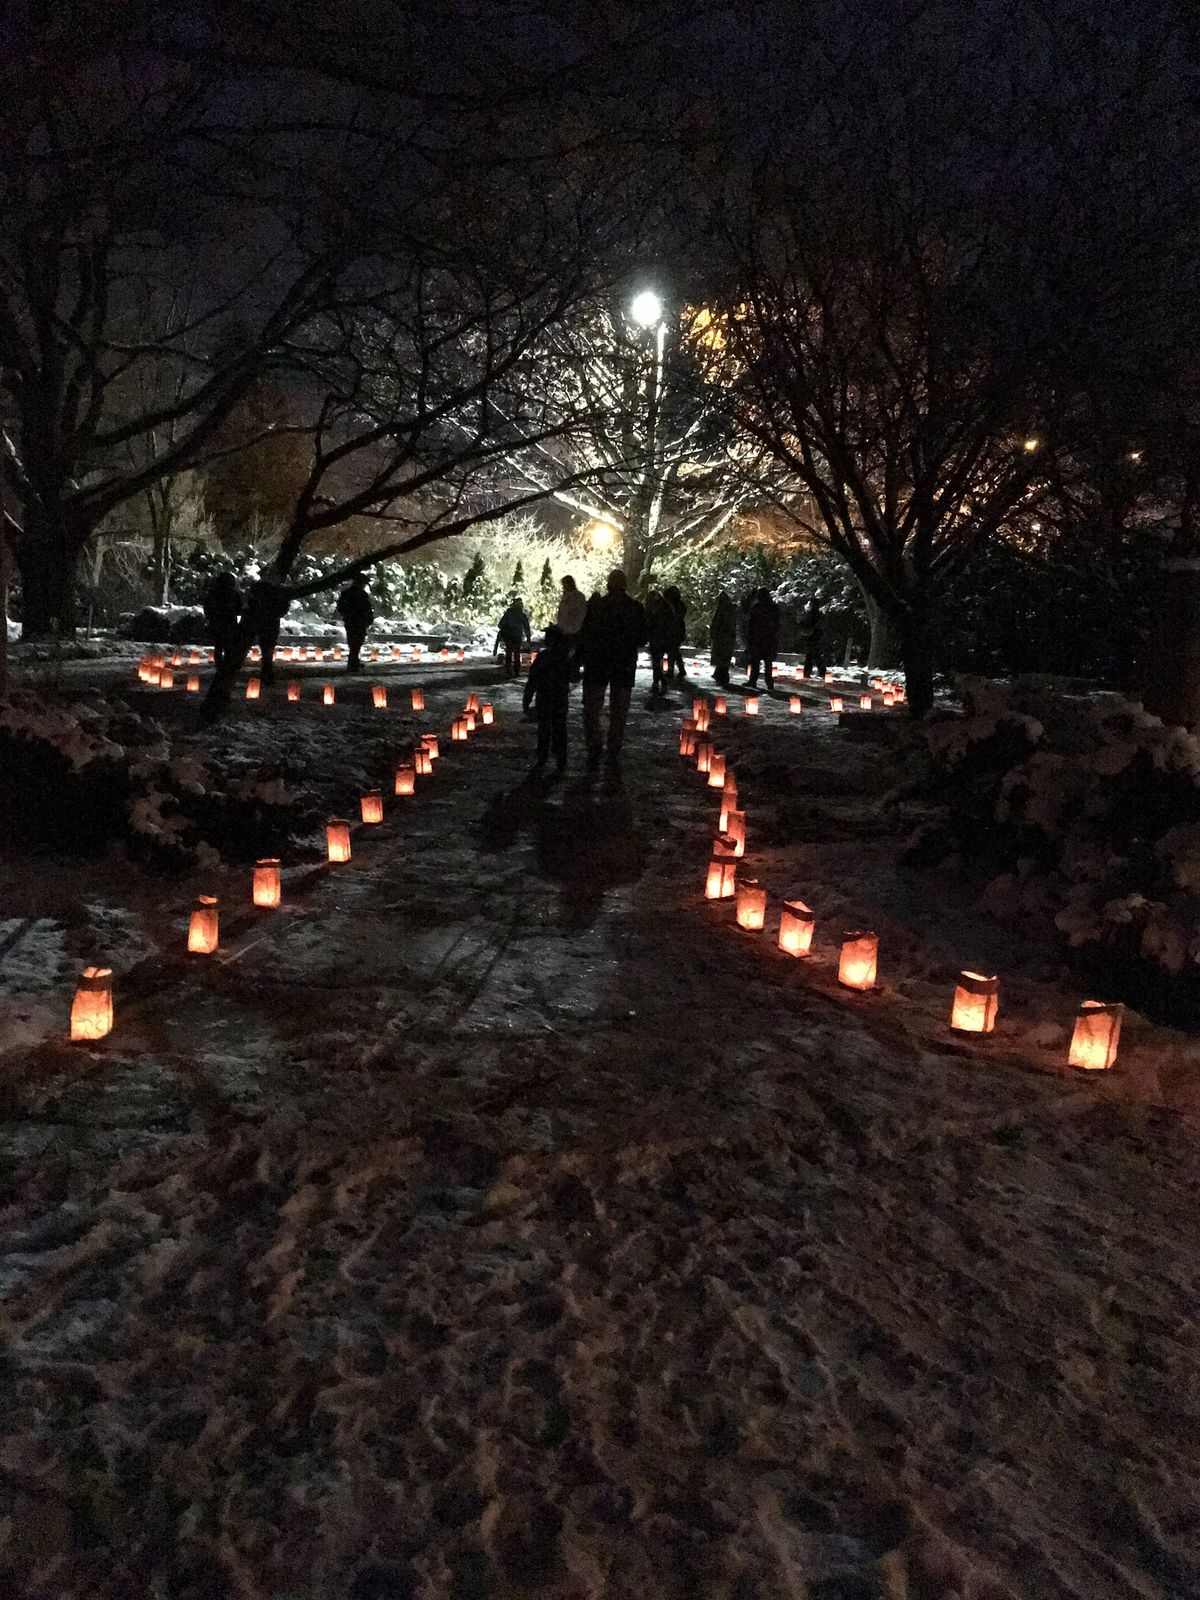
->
[622,532,646,589]
[899,610,935,717]
[865,594,903,669]
[1141,552,1200,730]
[152,526,172,606]
[16,512,79,638]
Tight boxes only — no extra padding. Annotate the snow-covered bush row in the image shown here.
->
[913,679,1200,1009]
[0,691,314,867]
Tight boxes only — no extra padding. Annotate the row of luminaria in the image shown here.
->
[680,700,1124,1072]
[69,691,497,1042]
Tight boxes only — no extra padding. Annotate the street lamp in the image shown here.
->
[587,518,616,550]
[629,289,663,329]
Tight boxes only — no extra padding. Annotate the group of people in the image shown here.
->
[508,571,647,776]
[709,588,826,688]
[514,576,830,777]
[201,558,826,780]
[202,569,377,681]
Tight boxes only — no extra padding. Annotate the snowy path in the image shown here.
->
[3,672,1200,1599]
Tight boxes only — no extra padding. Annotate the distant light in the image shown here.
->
[1128,449,1143,463]
[630,289,663,328]
[587,518,617,550]
[1030,520,1042,533]
[1023,437,1040,453]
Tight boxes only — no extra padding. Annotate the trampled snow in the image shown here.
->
[1,660,1199,1598]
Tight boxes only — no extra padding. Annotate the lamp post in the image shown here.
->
[624,288,667,584]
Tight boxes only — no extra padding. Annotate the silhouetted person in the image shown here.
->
[494,595,532,677]
[746,586,780,691]
[663,585,687,681]
[644,588,673,696]
[522,624,572,774]
[800,596,826,678]
[243,578,289,685]
[336,572,374,672]
[578,570,647,775]
[555,574,587,637]
[709,590,737,687]
[202,571,241,674]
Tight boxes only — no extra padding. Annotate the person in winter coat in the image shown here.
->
[494,596,532,678]
[709,590,737,687]
[644,589,673,696]
[663,585,687,681]
[555,574,588,637]
[577,570,648,774]
[522,624,573,774]
[746,586,780,691]
[335,572,374,672]
[242,578,290,685]
[202,571,242,674]
[799,596,826,678]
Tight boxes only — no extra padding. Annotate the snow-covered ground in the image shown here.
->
[2,664,1198,1598]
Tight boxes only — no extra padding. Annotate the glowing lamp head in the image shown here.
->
[951,971,999,1033]
[630,288,663,328]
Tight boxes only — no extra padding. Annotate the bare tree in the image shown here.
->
[473,296,757,586]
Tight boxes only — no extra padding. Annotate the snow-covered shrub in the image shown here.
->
[0,691,312,867]
[915,680,1200,1015]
